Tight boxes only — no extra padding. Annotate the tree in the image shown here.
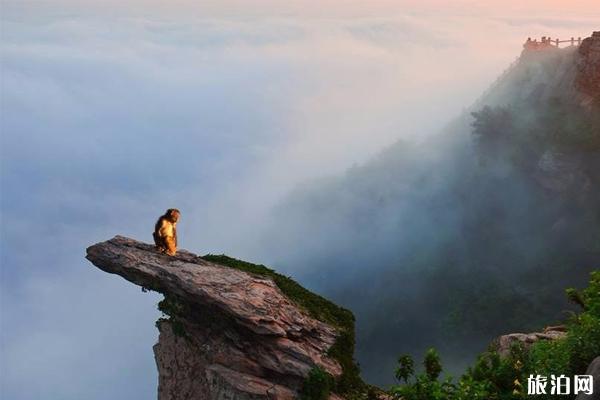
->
[424,348,443,381]
[395,355,415,383]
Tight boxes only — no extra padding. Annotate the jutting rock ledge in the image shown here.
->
[86,235,366,400]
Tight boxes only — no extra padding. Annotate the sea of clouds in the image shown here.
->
[1,1,598,398]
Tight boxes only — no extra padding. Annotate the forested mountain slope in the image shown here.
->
[264,32,600,385]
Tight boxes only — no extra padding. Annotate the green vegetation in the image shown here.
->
[389,271,600,400]
[395,355,415,384]
[156,295,189,338]
[472,97,600,168]
[540,97,600,153]
[300,367,334,400]
[202,254,372,398]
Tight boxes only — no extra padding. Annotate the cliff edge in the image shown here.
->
[86,236,365,399]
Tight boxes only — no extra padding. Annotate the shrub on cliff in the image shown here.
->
[300,367,334,400]
[389,270,600,400]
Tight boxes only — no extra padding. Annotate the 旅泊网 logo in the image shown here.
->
[527,374,594,396]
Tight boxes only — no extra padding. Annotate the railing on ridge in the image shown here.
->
[471,35,583,109]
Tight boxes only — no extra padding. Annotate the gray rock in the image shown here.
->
[533,150,591,194]
[576,357,600,400]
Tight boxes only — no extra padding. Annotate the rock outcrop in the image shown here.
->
[576,357,600,400]
[493,326,568,358]
[533,150,592,194]
[576,31,600,105]
[86,236,345,399]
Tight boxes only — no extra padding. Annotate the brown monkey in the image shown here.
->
[153,208,180,256]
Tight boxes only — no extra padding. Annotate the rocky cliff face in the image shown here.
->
[86,236,347,399]
[576,31,600,106]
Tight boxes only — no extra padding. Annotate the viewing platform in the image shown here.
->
[523,36,583,51]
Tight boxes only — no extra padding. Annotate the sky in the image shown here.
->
[1,1,598,398]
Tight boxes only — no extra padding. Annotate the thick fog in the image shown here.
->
[260,43,600,384]
[1,1,598,398]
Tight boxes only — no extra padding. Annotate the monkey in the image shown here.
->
[153,208,180,256]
